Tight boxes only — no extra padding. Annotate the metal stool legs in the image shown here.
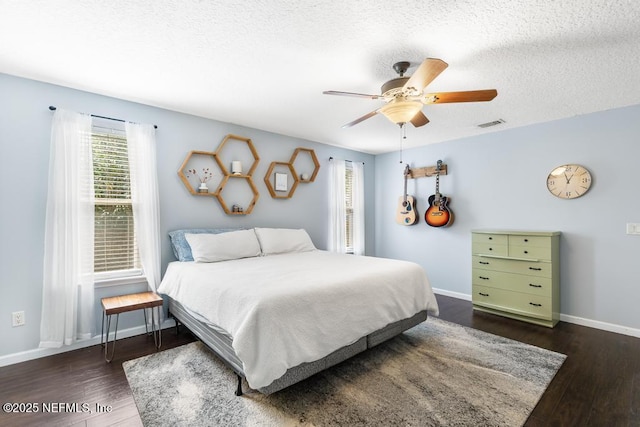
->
[101,312,119,363]
[101,305,161,363]
[144,307,162,349]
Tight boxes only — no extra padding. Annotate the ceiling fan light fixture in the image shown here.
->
[323,58,497,129]
[380,100,423,125]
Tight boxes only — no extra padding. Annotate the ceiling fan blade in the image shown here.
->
[323,90,381,100]
[423,89,498,104]
[342,110,379,128]
[410,111,430,127]
[403,58,448,92]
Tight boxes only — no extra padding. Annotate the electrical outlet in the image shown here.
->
[12,311,25,327]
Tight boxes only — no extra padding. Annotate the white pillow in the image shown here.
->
[254,228,316,255]
[185,229,261,262]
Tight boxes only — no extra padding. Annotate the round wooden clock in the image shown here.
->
[546,164,592,199]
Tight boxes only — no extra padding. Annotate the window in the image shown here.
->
[41,109,159,347]
[344,163,354,254]
[92,128,142,280]
[329,159,364,255]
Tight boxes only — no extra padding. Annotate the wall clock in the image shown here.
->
[546,164,592,199]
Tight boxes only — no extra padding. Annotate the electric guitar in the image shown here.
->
[395,164,418,225]
[425,160,453,227]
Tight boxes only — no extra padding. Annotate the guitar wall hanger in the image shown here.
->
[408,163,448,179]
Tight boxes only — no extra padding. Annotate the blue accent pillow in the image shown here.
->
[169,228,241,261]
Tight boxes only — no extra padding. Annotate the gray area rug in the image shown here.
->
[123,317,565,426]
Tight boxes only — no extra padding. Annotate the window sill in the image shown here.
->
[94,275,148,288]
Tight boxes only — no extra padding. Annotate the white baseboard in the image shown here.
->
[559,313,640,338]
[432,288,640,338]
[0,320,175,368]
[432,287,472,301]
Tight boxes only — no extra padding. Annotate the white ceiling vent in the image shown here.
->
[478,119,505,128]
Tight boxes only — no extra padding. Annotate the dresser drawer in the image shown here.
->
[508,235,551,247]
[508,244,551,261]
[472,256,552,278]
[472,233,508,245]
[473,285,552,320]
[472,242,508,257]
[472,268,552,296]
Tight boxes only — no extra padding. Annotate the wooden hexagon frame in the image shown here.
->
[177,150,221,197]
[290,147,320,183]
[264,161,299,199]
[212,134,261,215]
[215,175,260,215]
[214,134,260,176]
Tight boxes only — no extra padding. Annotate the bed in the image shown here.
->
[157,227,439,395]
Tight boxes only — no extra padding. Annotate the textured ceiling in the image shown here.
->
[2,0,640,154]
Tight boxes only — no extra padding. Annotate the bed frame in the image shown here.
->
[167,297,428,396]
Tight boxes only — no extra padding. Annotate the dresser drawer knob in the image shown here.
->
[524,239,529,242]
[529,283,542,288]
[529,267,542,271]
[479,261,490,265]
[489,247,493,251]
[529,302,542,307]
[479,292,489,297]
[524,250,529,254]
[479,276,490,280]
[488,237,493,240]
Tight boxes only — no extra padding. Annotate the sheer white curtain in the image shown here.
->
[40,109,95,348]
[125,122,161,297]
[328,159,347,252]
[351,161,365,255]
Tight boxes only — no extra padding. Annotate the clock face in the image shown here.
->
[546,164,592,199]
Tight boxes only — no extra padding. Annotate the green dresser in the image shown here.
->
[471,230,560,327]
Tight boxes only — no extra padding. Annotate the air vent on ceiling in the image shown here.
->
[477,119,505,128]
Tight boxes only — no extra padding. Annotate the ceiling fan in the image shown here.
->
[323,58,498,128]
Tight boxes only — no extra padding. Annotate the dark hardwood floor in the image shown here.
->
[1,294,639,426]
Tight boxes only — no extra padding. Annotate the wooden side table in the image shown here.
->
[101,291,163,362]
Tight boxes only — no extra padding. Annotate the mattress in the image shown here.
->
[158,250,439,390]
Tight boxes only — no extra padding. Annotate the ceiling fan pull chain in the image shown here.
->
[399,123,407,163]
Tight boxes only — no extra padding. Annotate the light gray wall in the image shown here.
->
[4,69,640,360]
[375,104,640,331]
[0,73,375,358]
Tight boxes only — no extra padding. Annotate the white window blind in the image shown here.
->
[92,129,141,276]
[345,163,354,254]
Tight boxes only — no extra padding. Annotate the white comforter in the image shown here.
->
[158,250,439,389]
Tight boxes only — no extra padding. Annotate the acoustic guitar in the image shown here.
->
[396,164,418,225]
[425,160,453,227]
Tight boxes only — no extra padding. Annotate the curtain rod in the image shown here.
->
[329,156,364,165]
[48,106,158,129]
